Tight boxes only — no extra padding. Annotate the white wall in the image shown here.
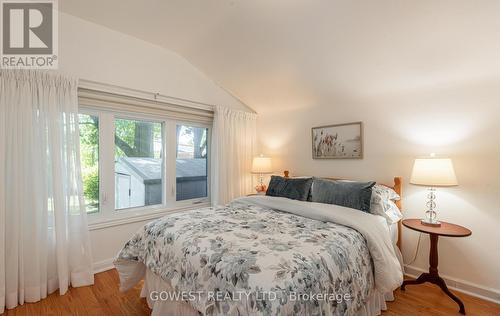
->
[258,76,500,300]
[57,12,252,269]
[59,12,250,112]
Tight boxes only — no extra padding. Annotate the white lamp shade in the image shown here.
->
[251,156,273,174]
[410,158,458,186]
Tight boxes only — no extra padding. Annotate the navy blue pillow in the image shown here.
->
[311,178,375,212]
[266,176,313,201]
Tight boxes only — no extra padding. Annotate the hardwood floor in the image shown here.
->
[2,270,499,315]
[2,269,150,316]
[386,279,500,316]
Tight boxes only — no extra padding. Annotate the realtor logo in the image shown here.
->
[1,0,58,68]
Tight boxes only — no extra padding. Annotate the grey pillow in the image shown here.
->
[311,178,376,212]
[266,176,313,201]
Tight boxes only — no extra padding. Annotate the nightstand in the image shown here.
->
[401,219,472,314]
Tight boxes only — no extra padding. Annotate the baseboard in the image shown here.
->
[93,258,115,274]
[405,265,500,304]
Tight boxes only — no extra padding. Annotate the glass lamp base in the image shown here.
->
[421,218,442,227]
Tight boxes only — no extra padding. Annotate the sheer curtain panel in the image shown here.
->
[0,70,94,312]
[211,105,257,205]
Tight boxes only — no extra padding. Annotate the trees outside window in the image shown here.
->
[79,114,99,213]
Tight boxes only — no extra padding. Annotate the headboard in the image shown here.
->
[282,170,403,250]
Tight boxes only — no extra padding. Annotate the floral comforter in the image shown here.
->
[115,197,401,315]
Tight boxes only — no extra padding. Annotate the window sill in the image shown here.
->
[87,202,211,231]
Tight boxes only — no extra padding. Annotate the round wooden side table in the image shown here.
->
[401,219,472,315]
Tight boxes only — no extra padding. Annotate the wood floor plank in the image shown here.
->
[1,269,499,315]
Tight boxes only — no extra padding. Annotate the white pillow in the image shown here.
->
[374,184,400,201]
[370,184,402,224]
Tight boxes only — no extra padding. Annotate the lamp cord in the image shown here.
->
[404,233,422,266]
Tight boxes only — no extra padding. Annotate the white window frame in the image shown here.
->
[78,89,213,230]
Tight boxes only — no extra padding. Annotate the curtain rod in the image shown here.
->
[78,79,215,112]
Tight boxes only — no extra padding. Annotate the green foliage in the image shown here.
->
[79,114,98,147]
[115,118,163,158]
[79,114,99,167]
[115,119,137,158]
[79,114,100,212]
[83,168,99,203]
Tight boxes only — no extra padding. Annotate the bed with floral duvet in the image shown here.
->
[114,196,403,316]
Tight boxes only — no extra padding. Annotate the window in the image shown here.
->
[115,118,163,209]
[78,89,212,225]
[79,114,99,213]
[176,125,208,201]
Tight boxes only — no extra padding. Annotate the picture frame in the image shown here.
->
[311,122,363,159]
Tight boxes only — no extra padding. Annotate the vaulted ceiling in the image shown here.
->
[61,0,500,113]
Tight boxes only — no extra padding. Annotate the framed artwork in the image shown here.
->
[312,122,363,159]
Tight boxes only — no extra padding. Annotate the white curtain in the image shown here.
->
[0,70,94,313]
[211,105,257,205]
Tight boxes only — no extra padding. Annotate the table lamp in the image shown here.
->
[410,156,458,227]
[251,155,273,193]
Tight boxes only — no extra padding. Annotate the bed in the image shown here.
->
[114,173,404,316]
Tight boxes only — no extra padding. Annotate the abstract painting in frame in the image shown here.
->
[312,122,363,159]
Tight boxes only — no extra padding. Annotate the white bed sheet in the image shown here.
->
[389,222,399,246]
[388,222,404,268]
